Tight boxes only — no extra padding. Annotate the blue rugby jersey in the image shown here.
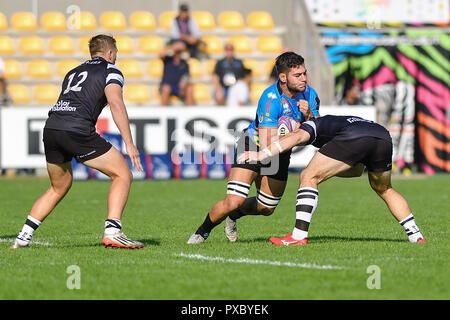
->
[247,81,320,146]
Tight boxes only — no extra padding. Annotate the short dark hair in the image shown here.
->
[89,34,116,58]
[275,52,305,74]
[179,3,189,11]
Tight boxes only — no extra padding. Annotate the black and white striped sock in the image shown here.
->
[104,219,122,235]
[16,215,42,245]
[399,213,424,243]
[292,187,319,240]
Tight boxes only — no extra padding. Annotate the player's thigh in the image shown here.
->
[301,151,353,185]
[255,175,286,198]
[83,146,130,179]
[46,161,73,191]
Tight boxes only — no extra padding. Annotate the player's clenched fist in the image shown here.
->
[297,99,313,121]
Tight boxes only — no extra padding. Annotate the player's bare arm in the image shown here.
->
[258,126,279,150]
[239,127,310,163]
[105,84,143,171]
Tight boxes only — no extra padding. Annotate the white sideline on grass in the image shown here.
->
[0,238,51,246]
[175,252,344,270]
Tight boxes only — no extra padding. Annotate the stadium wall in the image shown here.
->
[0,105,376,172]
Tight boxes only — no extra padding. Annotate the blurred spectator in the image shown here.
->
[340,78,361,105]
[0,56,9,105]
[159,41,194,106]
[212,42,245,105]
[227,68,252,107]
[169,3,201,58]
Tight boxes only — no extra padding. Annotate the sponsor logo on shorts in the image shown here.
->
[78,150,96,159]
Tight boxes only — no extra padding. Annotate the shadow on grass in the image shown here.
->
[57,238,161,248]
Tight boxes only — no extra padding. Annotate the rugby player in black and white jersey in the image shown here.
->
[240,115,425,245]
[11,35,144,249]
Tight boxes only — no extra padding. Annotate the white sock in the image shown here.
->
[16,215,42,245]
[104,219,122,235]
[399,213,423,243]
[292,187,318,240]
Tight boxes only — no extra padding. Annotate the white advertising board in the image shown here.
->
[0,106,375,169]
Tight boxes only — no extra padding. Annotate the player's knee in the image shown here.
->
[224,195,245,212]
[370,180,389,195]
[300,169,320,185]
[52,178,72,196]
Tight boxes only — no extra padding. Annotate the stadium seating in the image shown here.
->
[100,11,127,30]
[138,35,164,54]
[40,11,67,31]
[146,58,164,79]
[0,36,14,55]
[26,59,53,79]
[115,35,135,54]
[2,8,286,105]
[256,35,283,53]
[247,11,275,30]
[78,35,93,55]
[264,58,276,75]
[18,36,45,55]
[243,58,262,78]
[204,59,216,75]
[187,58,203,78]
[201,35,224,55]
[193,83,211,103]
[250,82,266,103]
[3,59,22,79]
[159,11,176,30]
[227,35,252,54]
[8,84,30,104]
[0,12,8,31]
[192,11,216,30]
[68,11,97,31]
[33,84,60,103]
[116,59,143,78]
[11,12,38,31]
[129,11,157,31]
[48,36,75,55]
[55,59,80,78]
[124,83,151,103]
[218,11,245,30]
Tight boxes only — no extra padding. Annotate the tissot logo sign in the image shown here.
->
[0,106,375,168]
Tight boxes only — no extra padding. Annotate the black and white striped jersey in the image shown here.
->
[300,115,392,148]
[45,57,124,136]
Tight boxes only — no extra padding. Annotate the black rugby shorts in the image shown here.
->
[318,136,393,172]
[232,130,291,181]
[43,128,112,164]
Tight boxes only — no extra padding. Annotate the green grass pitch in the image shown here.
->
[0,174,448,300]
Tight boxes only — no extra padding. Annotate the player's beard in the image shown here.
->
[287,80,305,96]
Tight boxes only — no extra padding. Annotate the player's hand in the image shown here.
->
[298,99,313,120]
[125,143,143,172]
[238,151,261,164]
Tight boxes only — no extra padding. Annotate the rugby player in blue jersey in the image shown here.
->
[188,52,320,244]
[239,115,425,245]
